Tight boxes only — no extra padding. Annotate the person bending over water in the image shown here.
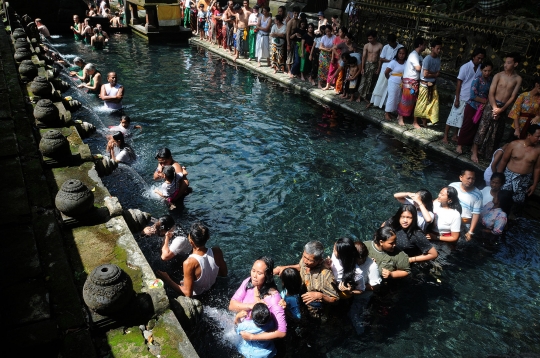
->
[480,190,513,244]
[431,186,462,243]
[100,72,124,110]
[142,215,192,261]
[69,57,88,82]
[106,131,136,164]
[157,222,227,297]
[77,63,101,95]
[393,189,433,233]
[235,303,277,358]
[366,226,410,280]
[154,166,185,210]
[153,148,191,202]
[383,204,438,263]
[229,256,287,341]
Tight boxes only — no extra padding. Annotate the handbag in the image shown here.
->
[472,104,485,124]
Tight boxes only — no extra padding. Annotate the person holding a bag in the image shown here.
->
[455,61,493,155]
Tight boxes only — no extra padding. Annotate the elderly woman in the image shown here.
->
[229,256,286,341]
[77,63,101,95]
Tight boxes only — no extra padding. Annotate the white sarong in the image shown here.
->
[446,95,467,128]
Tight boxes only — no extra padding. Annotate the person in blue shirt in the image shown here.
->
[235,303,277,358]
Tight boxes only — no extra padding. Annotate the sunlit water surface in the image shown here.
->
[49,34,540,358]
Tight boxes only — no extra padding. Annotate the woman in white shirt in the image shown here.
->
[480,172,505,208]
[432,186,462,242]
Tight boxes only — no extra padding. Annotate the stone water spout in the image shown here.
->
[83,264,134,315]
[39,129,71,161]
[18,59,37,82]
[33,99,62,127]
[30,76,53,98]
[122,208,151,233]
[55,179,94,217]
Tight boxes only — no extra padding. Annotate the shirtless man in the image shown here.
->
[357,30,383,103]
[285,7,300,75]
[110,12,122,27]
[471,52,522,163]
[496,124,540,205]
[222,0,235,52]
[232,3,248,61]
[242,0,252,13]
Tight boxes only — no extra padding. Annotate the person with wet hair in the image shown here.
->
[106,131,136,164]
[393,189,434,233]
[78,63,101,95]
[431,186,462,243]
[230,256,287,340]
[366,226,410,279]
[142,215,191,262]
[108,115,142,139]
[154,165,185,209]
[153,148,191,203]
[157,222,227,297]
[330,237,363,299]
[481,172,506,207]
[235,302,277,358]
[279,268,302,320]
[383,204,438,262]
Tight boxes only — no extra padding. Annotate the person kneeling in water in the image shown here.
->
[106,131,136,164]
[154,165,185,210]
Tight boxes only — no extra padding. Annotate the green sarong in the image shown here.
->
[248,26,257,59]
[74,23,82,41]
[184,8,190,28]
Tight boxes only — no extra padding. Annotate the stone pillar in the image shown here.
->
[130,2,140,25]
[124,1,131,25]
[144,5,159,32]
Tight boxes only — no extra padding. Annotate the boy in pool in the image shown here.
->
[235,303,277,358]
[108,115,142,139]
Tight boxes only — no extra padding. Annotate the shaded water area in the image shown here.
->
[49,34,540,357]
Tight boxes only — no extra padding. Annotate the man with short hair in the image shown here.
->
[449,170,483,241]
[357,30,383,104]
[100,72,124,110]
[273,240,339,318]
[414,39,442,128]
[35,18,50,38]
[397,37,426,126]
[285,7,300,75]
[110,12,122,27]
[232,3,248,61]
[142,215,192,260]
[157,222,228,297]
[497,124,540,205]
[368,33,403,109]
[471,52,523,163]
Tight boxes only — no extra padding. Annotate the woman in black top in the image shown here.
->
[383,204,438,263]
[300,23,315,81]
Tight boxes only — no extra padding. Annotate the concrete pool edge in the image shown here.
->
[189,38,540,217]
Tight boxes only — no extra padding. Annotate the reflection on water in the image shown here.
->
[48,35,540,357]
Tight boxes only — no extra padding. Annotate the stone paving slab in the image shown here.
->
[0,156,32,224]
[2,279,50,325]
[0,225,42,281]
[0,119,18,156]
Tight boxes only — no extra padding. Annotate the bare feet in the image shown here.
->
[398,118,405,126]
[365,102,373,109]
[384,113,392,121]
[233,54,238,62]
[442,136,449,144]
[471,153,479,163]
[451,135,458,142]
[257,62,261,67]
[456,145,463,154]
[413,122,422,129]
[322,86,330,91]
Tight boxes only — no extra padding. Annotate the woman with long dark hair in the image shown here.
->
[384,204,438,262]
[229,256,286,341]
[432,186,462,243]
[330,238,364,297]
[393,188,434,233]
[106,131,136,164]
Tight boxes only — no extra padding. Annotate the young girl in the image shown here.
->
[235,303,277,358]
[393,189,434,233]
[343,55,360,100]
[366,226,410,280]
[154,165,184,209]
[384,204,438,263]
[481,189,512,244]
[197,4,206,39]
[431,186,462,243]
[330,237,364,299]
[279,268,301,320]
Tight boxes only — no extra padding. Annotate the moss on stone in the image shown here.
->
[112,245,143,294]
[106,327,153,357]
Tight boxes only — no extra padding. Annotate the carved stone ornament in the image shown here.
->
[12,28,27,40]
[18,59,38,81]
[14,38,30,50]
[83,264,134,315]
[39,130,71,159]
[55,179,94,217]
[33,99,60,126]
[13,48,32,62]
[30,76,53,97]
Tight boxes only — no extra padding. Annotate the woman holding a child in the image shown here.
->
[229,256,287,344]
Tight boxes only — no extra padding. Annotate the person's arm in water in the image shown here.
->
[408,246,438,263]
[160,230,176,261]
[106,138,116,161]
[241,330,286,341]
[212,246,228,276]
[153,186,166,198]
[468,214,480,239]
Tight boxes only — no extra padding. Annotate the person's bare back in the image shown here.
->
[364,42,383,63]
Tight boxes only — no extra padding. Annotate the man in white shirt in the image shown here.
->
[443,48,486,145]
[368,33,403,109]
[449,169,483,241]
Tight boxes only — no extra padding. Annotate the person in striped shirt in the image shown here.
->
[449,169,483,241]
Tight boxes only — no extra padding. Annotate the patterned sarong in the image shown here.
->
[318,50,332,83]
[358,61,377,98]
[270,40,285,70]
[473,102,507,160]
[414,83,439,124]
[502,167,533,204]
[397,78,419,117]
